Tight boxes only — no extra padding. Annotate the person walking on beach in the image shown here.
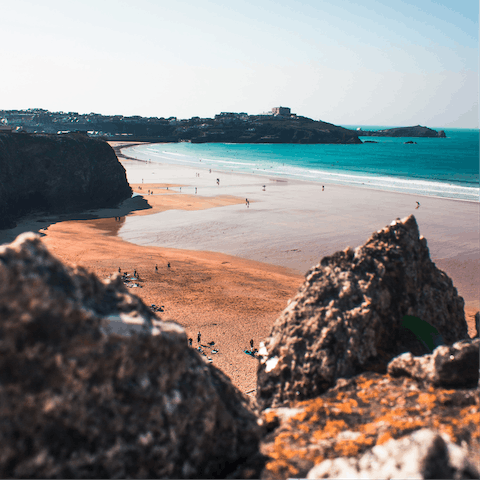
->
[250,339,254,349]
[155,264,158,272]
[322,185,324,191]
[195,187,197,194]
[188,338,193,346]
[197,331,201,343]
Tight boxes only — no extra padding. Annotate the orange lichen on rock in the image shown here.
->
[259,371,479,480]
[312,419,349,441]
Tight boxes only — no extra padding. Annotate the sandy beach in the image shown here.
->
[1,141,477,395]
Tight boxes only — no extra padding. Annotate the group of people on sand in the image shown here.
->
[187,331,257,359]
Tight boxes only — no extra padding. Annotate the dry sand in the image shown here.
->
[37,211,302,396]
[0,142,477,395]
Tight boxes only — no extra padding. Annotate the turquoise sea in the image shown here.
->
[134,127,479,202]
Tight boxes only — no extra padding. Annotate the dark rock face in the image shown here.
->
[307,428,479,479]
[387,338,480,387]
[256,215,468,409]
[359,125,446,137]
[0,132,132,229]
[0,233,262,479]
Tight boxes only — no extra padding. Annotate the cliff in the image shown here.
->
[0,132,132,229]
[358,125,446,137]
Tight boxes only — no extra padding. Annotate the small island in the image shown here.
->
[356,125,446,137]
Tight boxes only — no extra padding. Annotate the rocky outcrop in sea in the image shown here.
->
[0,132,132,229]
[358,125,446,137]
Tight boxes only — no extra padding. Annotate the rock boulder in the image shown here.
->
[257,215,468,409]
[307,429,479,479]
[0,233,262,478]
[387,338,480,387]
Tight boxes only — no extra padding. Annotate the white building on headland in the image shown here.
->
[271,106,291,116]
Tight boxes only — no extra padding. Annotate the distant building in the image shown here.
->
[215,112,248,122]
[272,106,291,116]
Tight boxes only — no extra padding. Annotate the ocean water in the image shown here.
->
[131,127,479,202]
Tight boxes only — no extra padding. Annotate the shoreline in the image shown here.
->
[125,142,479,203]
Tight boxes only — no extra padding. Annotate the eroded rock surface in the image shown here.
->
[259,372,479,479]
[257,215,468,409]
[307,428,479,479]
[0,233,262,478]
[388,338,480,387]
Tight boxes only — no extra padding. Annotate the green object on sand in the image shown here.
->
[401,315,444,352]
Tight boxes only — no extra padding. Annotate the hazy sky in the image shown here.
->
[1,0,478,127]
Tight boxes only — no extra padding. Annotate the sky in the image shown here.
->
[1,0,478,127]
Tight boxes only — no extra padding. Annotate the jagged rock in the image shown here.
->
[388,338,480,387]
[0,233,262,478]
[0,132,132,229]
[257,215,467,409]
[306,429,479,479]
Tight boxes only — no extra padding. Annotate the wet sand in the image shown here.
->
[0,143,477,395]
[120,145,479,320]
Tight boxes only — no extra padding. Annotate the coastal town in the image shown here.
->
[0,107,362,144]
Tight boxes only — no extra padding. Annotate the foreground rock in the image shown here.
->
[257,215,468,409]
[388,338,480,387]
[259,372,479,479]
[0,132,132,229]
[0,233,262,478]
[307,428,479,479]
